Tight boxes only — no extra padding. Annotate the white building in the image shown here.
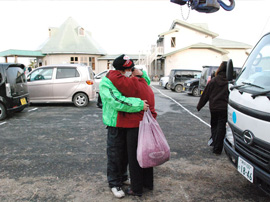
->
[148,19,252,78]
[0,17,142,74]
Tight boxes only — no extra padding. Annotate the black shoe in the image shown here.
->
[97,103,102,109]
[143,186,153,190]
[213,150,222,155]
[125,187,142,197]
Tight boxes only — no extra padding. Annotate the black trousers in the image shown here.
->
[107,127,128,188]
[210,110,227,153]
[126,128,153,194]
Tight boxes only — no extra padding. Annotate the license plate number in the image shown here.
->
[237,157,254,183]
[20,98,27,105]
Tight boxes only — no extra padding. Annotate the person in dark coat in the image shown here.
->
[197,61,229,155]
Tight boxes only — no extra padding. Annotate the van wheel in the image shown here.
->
[192,87,200,97]
[0,103,7,121]
[175,85,183,93]
[73,93,89,107]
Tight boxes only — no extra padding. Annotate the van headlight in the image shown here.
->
[187,83,190,86]
[226,123,235,149]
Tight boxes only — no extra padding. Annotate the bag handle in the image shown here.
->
[145,109,155,123]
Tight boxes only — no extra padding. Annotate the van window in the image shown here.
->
[237,34,270,90]
[56,67,79,79]
[29,68,53,81]
[6,67,26,84]
[175,71,200,79]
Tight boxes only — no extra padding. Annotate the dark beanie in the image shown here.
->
[113,54,135,70]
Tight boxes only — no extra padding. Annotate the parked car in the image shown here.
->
[94,70,108,93]
[27,64,96,107]
[183,78,200,96]
[159,76,170,89]
[168,69,201,93]
[199,65,242,94]
[0,63,29,120]
[198,66,219,94]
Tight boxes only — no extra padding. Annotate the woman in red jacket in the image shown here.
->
[108,55,157,197]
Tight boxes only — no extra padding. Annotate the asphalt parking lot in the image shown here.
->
[0,83,269,201]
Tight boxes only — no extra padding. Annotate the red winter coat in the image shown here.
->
[107,70,157,128]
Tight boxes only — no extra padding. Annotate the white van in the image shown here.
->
[27,64,96,107]
[224,33,270,194]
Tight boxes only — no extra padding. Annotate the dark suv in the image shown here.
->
[168,69,201,93]
[183,78,200,96]
[0,63,29,120]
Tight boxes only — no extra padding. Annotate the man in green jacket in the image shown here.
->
[99,54,150,198]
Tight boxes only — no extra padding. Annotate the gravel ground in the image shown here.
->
[0,84,269,201]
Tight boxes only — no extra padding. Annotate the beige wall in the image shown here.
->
[163,26,213,55]
[164,49,223,76]
[97,60,108,74]
[224,49,248,68]
[42,54,101,70]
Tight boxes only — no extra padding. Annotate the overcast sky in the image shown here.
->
[0,0,269,64]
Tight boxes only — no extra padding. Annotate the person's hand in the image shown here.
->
[143,100,149,111]
[132,68,143,77]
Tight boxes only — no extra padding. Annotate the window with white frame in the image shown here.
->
[78,27,85,36]
[171,37,176,48]
[80,56,88,66]
[70,57,78,64]
[89,57,95,70]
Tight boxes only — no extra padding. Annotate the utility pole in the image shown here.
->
[155,45,157,76]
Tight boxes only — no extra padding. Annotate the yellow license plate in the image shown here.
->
[20,98,27,105]
[183,87,185,91]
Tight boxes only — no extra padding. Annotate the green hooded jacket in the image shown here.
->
[99,70,150,127]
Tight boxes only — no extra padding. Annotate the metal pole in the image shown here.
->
[155,45,157,76]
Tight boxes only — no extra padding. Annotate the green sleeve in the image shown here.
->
[142,70,151,85]
[100,77,144,112]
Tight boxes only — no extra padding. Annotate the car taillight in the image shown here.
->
[86,80,94,85]
[5,83,11,97]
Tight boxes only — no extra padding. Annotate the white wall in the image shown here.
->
[163,26,213,55]
[224,49,248,68]
[164,49,223,76]
[97,60,108,74]
[42,54,101,69]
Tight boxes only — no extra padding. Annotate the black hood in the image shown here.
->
[214,72,228,86]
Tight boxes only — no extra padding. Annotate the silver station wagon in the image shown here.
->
[27,64,96,107]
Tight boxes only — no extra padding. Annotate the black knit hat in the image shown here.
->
[113,54,135,70]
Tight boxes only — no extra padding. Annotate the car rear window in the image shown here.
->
[56,67,80,79]
[6,67,26,84]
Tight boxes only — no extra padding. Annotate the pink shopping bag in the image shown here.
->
[137,110,170,168]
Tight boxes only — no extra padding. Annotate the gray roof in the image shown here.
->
[212,38,252,49]
[39,17,106,55]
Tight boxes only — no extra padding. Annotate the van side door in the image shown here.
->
[27,68,54,101]
[53,67,80,100]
